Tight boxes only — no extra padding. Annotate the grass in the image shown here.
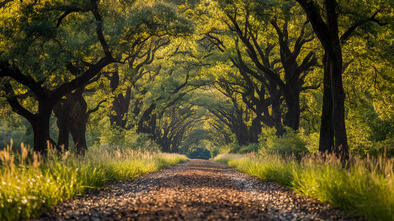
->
[213,153,394,221]
[0,141,188,220]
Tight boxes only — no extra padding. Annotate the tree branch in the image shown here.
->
[0,62,47,98]
[3,81,36,123]
[340,10,386,45]
[87,99,106,114]
[90,0,113,59]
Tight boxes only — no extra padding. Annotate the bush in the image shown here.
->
[229,143,259,154]
[259,127,309,159]
[187,147,211,159]
[95,125,159,151]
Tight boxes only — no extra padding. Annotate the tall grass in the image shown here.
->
[0,141,188,220]
[214,153,394,221]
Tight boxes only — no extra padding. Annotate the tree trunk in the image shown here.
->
[296,0,349,159]
[54,99,75,151]
[319,54,335,153]
[236,110,249,146]
[249,116,262,143]
[56,117,70,151]
[283,89,301,131]
[110,86,131,129]
[271,94,285,135]
[33,101,55,153]
[69,95,89,154]
[328,53,349,159]
[137,104,156,134]
[69,120,88,155]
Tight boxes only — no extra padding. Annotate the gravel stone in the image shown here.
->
[33,160,355,220]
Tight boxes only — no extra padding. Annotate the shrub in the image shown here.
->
[259,127,309,159]
[187,147,211,159]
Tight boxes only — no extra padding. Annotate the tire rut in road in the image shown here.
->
[35,160,353,220]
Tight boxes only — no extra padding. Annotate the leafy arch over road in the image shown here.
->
[0,0,392,158]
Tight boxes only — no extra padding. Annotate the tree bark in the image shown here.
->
[249,116,262,143]
[67,95,89,154]
[137,104,156,134]
[319,54,334,153]
[327,52,348,159]
[283,87,301,130]
[32,101,56,153]
[296,0,349,159]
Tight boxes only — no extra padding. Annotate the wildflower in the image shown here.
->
[2,182,6,185]
[21,199,28,204]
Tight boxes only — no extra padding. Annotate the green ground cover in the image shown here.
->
[214,153,393,221]
[0,141,188,220]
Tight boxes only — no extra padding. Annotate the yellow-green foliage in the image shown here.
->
[0,142,188,220]
[259,127,309,159]
[214,153,394,221]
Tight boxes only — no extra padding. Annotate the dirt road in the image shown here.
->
[37,160,351,220]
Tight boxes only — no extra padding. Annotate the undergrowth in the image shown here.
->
[0,141,188,220]
[214,153,394,221]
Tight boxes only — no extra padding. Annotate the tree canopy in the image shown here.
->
[0,0,392,158]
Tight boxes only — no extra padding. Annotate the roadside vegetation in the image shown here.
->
[214,152,393,221]
[0,140,188,220]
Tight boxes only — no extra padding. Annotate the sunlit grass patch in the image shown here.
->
[0,141,188,220]
[213,153,394,221]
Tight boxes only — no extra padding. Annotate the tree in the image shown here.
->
[221,0,318,131]
[0,0,193,153]
[0,0,116,152]
[295,0,389,158]
[53,85,104,154]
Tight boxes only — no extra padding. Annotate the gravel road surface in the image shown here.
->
[35,160,353,220]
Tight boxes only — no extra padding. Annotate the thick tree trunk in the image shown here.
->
[271,95,285,135]
[33,101,55,153]
[57,118,70,151]
[54,88,91,155]
[328,53,349,159]
[249,116,262,143]
[319,54,335,153]
[236,110,249,146]
[54,99,75,151]
[69,95,89,154]
[110,86,131,129]
[69,121,88,155]
[296,0,349,159]
[137,104,156,134]
[283,90,301,131]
